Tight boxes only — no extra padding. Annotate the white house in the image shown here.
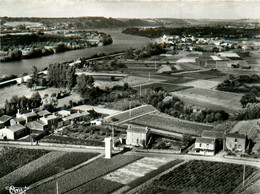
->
[126,126,150,147]
[0,124,28,140]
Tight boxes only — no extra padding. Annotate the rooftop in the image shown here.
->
[202,130,225,139]
[62,112,90,121]
[37,110,51,117]
[71,105,121,116]
[23,112,37,117]
[127,127,149,134]
[196,137,215,144]
[7,124,25,132]
[0,115,12,123]
[226,132,246,139]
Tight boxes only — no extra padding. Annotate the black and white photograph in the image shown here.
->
[0,0,260,193]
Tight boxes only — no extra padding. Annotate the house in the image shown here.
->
[0,115,12,127]
[37,110,51,117]
[40,114,59,131]
[56,110,71,118]
[62,112,90,126]
[26,120,48,131]
[16,110,38,123]
[0,124,28,140]
[126,126,150,147]
[194,137,215,156]
[10,117,26,126]
[225,132,247,153]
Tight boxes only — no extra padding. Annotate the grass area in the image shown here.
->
[141,83,192,92]
[14,152,98,189]
[41,135,105,147]
[27,154,142,194]
[179,69,226,79]
[139,160,257,194]
[0,147,49,178]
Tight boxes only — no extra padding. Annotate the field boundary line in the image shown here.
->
[27,153,104,191]
[124,160,188,194]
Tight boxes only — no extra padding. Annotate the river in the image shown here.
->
[0,29,152,77]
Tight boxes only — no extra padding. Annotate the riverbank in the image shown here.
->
[0,30,152,77]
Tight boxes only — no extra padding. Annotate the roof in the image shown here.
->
[45,114,58,120]
[57,110,71,116]
[127,127,149,134]
[62,112,90,121]
[14,117,26,122]
[226,132,246,139]
[202,130,225,139]
[219,52,240,58]
[71,105,121,116]
[196,137,215,144]
[0,115,12,123]
[6,124,26,132]
[23,112,37,117]
[37,110,51,117]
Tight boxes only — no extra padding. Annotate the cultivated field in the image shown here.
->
[139,160,258,194]
[0,84,82,108]
[141,82,191,92]
[130,112,213,136]
[170,88,243,113]
[27,154,142,194]
[179,79,220,89]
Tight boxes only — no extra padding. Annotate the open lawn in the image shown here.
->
[139,160,258,194]
[27,154,142,194]
[170,88,243,113]
[0,84,82,108]
[178,69,226,79]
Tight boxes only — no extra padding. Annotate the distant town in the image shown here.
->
[0,16,260,194]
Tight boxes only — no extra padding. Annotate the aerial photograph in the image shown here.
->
[0,0,260,193]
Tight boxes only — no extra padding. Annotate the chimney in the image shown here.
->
[17,109,20,114]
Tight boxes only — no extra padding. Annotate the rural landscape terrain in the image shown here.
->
[1,4,260,194]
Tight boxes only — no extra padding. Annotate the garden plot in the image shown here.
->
[179,79,220,89]
[170,88,243,113]
[103,157,172,185]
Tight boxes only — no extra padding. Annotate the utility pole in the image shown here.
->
[140,85,142,96]
[129,101,132,116]
[56,181,59,194]
[149,72,151,82]
[243,164,245,186]
[112,124,114,149]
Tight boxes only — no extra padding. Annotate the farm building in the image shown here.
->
[0,124,28,140]
[126,126,151,147]
[225,133,247,153]
[0,115,12,127]
[194,137,215,156]
[62,112,90,126]
[10,117,26,126]
[40,114,59,131]
[71,105,121,116]
[56,110,71,117]
[16,110,38,123]
[26,120,48,131]
[37,110,51,117]
[202,130,225,152]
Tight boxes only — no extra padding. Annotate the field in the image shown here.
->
[179,79,220,89]
[141,82,191,92]
[27,154,142,194]
[0,147,49,178]
[67,158,183,194]
[170,88,243,113]
[130,112,213,136]
[139,160,258,194]
[0,84,82,108]
[105,105,158,124]
[176,69,226,79]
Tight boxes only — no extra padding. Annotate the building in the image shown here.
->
[56,110,71,118]
[126,126,150,147]
[0,115,12,127]
[16,110,38,123]
[10,117,26,126]
[225,133,247,153]
[62,112,90,126]
[37,110,51,117]
[26,120,48,131]
[194,137,215,156]
[40,114,59,131]
[0,124,28,140]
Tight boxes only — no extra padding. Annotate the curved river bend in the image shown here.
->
[0,30,152,77]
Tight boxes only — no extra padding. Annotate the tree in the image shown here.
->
[240,92,258,108]
[31,66,39,87]
[76,74,94,97]
[26,79,33,90]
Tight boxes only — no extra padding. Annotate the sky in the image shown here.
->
[1,0,260,19]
